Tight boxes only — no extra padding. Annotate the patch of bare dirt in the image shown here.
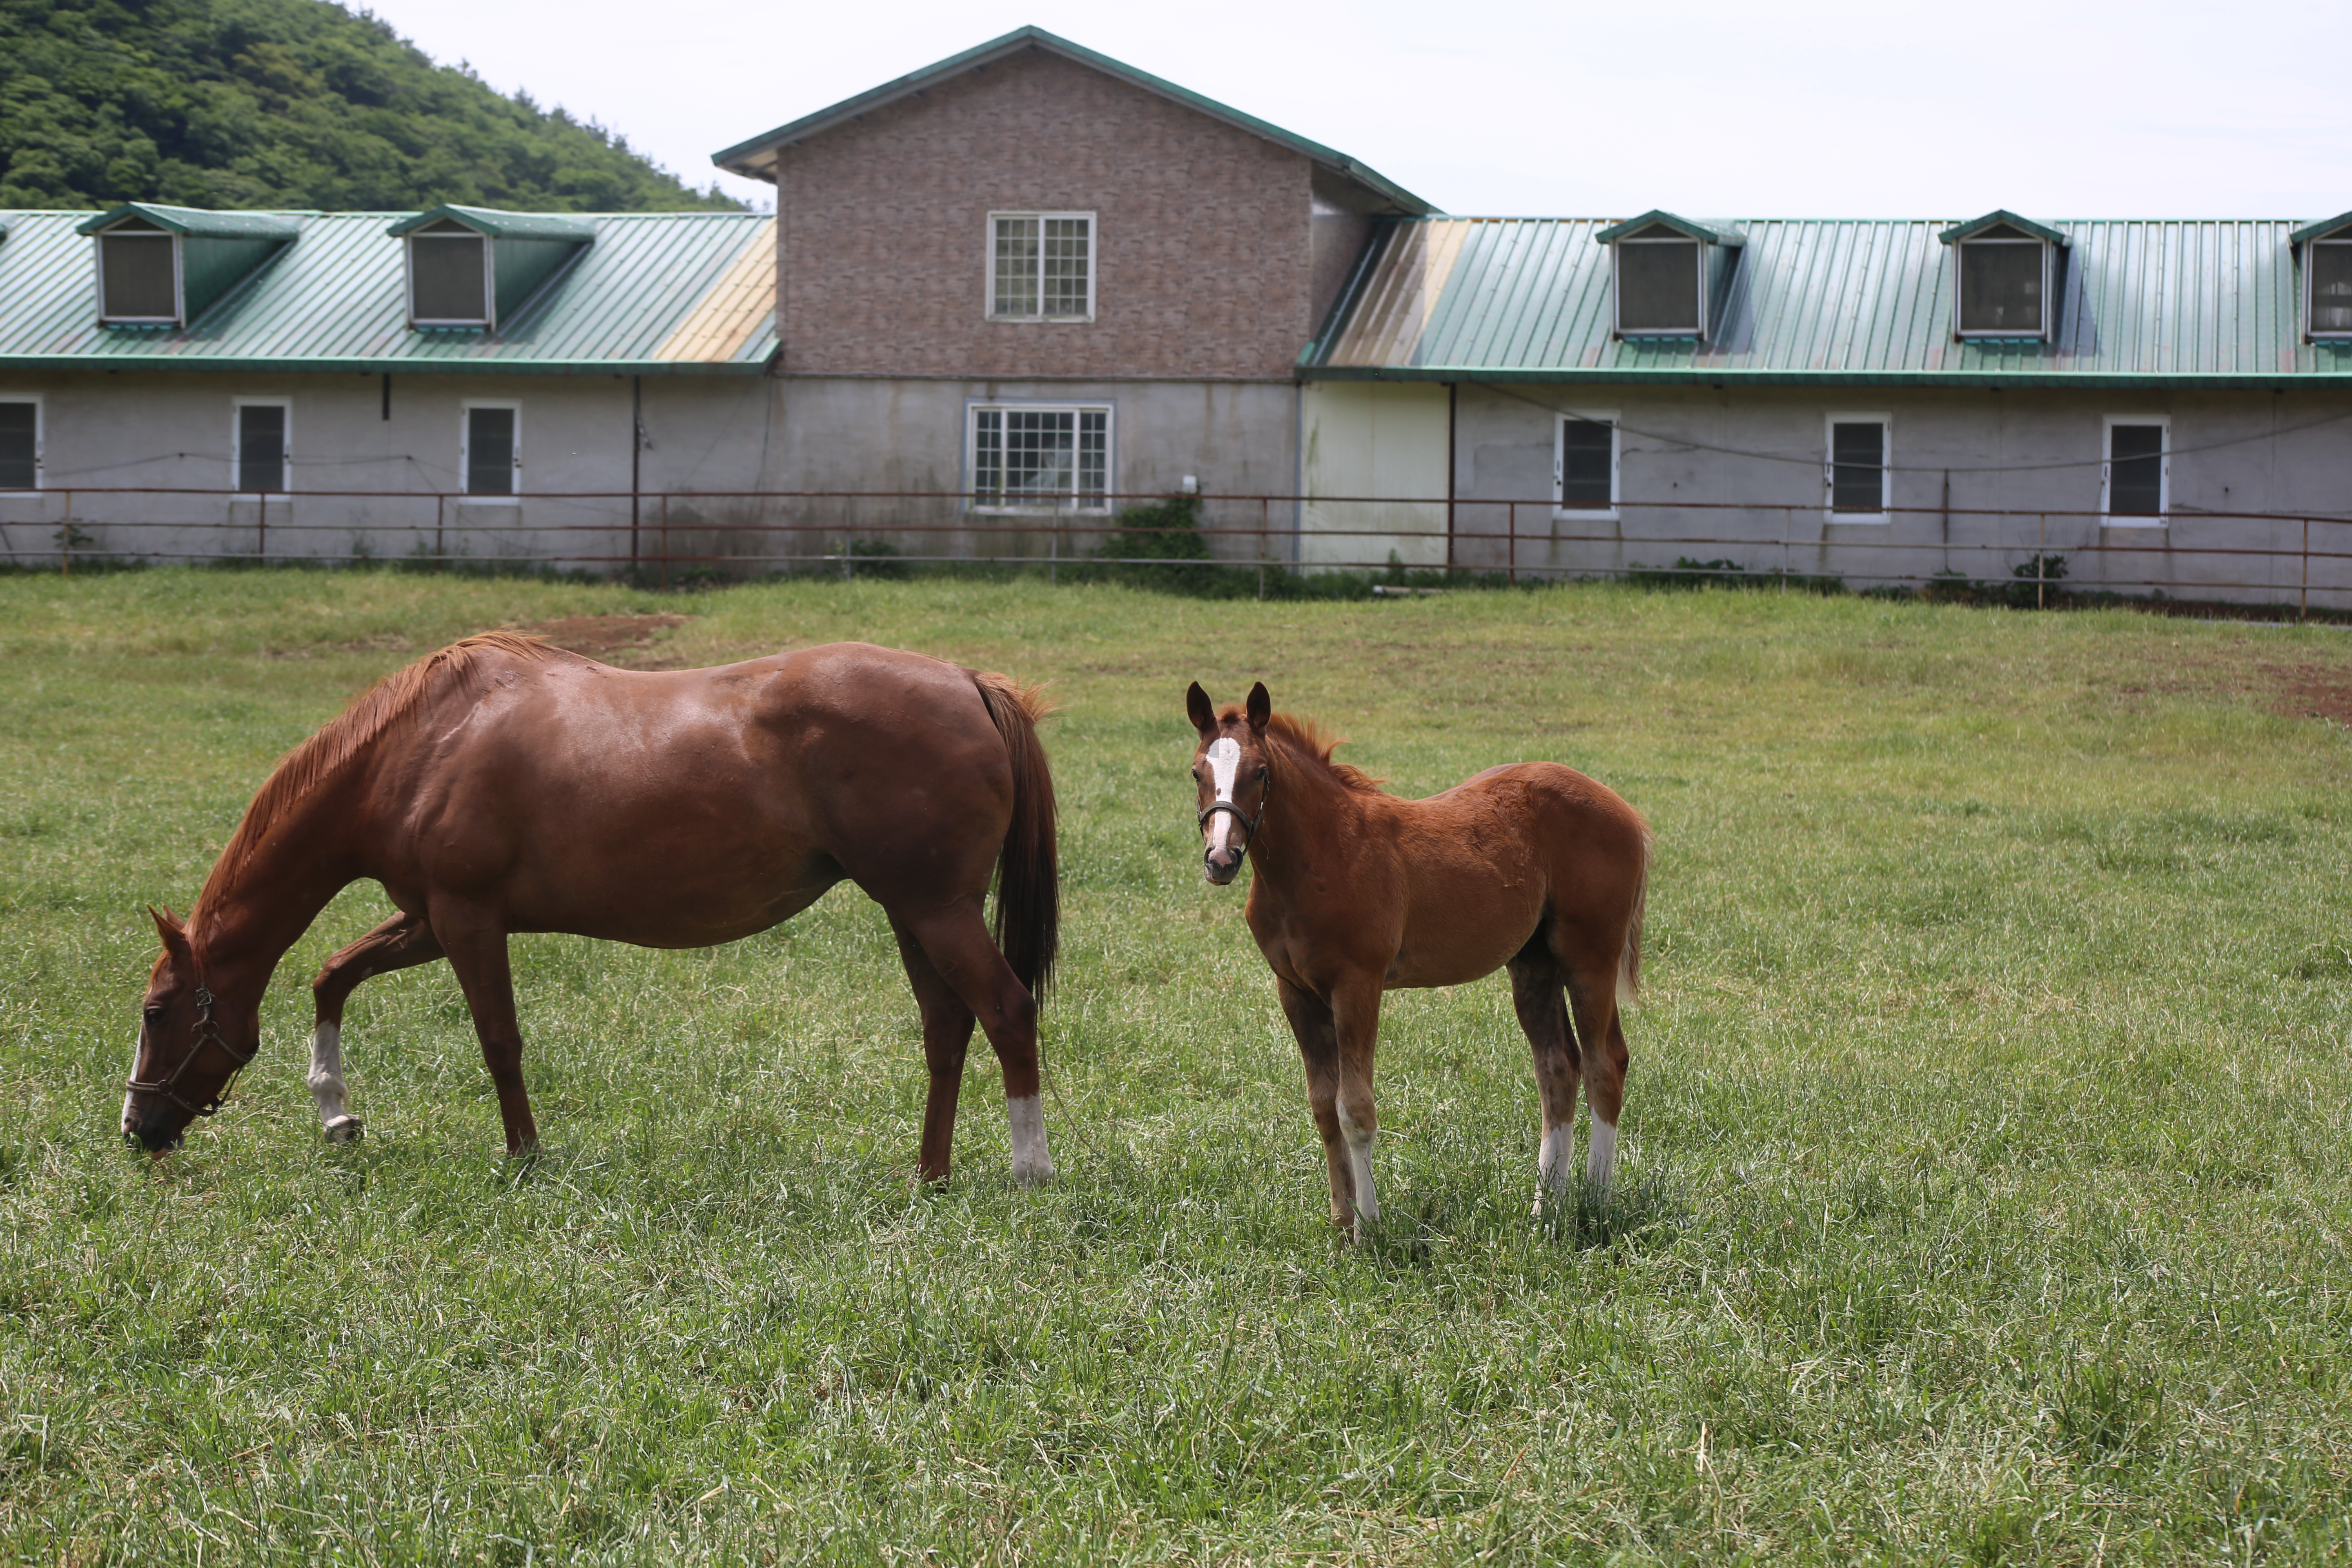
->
[2271,663,2352,726]
[515,613,689,665]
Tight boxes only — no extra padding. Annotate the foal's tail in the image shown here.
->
[971,672,1060,1000]
[1617,829,1652,1009]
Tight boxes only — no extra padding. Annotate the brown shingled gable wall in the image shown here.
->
[771,45,1320,381]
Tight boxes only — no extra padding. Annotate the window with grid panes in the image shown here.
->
[989,214,1093,320]
[970,405,1109,510]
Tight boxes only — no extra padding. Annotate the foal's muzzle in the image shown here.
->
[1203,844,1243,885]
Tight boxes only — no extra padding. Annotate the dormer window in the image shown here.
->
[80,204,301,327]
[99,220,178,322]
[1940,212,2067,341]
[1596,212,1742,340]
[407,221,490,325]
[2293,213,2352,340]
[388,206,594,332]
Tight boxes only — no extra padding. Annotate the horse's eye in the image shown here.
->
[143,1005,165,1023]
[1256,767,1269,781]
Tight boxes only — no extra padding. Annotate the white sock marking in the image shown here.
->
[308,1020,359,1138]
[1538,1123,1575,1199]
[1336,1101,1379,1223]
[1007,1094,1054,1184]
[1586,1116,1619,1194]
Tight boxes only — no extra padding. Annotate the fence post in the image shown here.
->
[2303,517,2311,623]
[1508,501,1517,586]
[660,494,670,590]
[257,492,265,566]
[1259,495,1268,600]
[2037,514,2046,610]
[60,490,71,577]
[1781,508,1789,593]
[434,493,444,569]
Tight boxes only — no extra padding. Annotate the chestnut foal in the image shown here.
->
[1187,682,1650,1231]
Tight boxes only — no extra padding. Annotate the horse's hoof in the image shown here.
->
[1011,1156,1056,1187]
[324,1116,364,1145]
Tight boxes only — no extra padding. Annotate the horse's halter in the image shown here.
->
[125,969,254,1120]
[1197,747,1273,851]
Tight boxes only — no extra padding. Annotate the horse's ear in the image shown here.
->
[1245,682,1271,734]
[147,905,191,961]
[1186,682,1216,736]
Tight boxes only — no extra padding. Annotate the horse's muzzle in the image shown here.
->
[1203,846,1243,885]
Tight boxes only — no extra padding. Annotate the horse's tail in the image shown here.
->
[971,672,1060,1001]
[1617,828,1651,1009]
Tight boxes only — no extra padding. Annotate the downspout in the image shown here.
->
[630,374,643,576]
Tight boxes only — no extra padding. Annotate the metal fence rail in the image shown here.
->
[6,486,2352,613]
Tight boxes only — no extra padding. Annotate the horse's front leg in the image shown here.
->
[1275,978,1350,1227]
[429,898,537,1155]
[1327,976,1386,1232]
[308,911,445,1143]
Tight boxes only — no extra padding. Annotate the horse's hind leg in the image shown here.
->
[1557,947,1630,1194]
[890,916,978,1185]
[895,899,1053,1184]
[308,911,445,1143]
[1508,952,1581,1212]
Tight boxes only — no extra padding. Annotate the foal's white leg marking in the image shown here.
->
[1537,1122,1576,1202]
[1585,1116,1619,1194]
[1335,1101,1379,1223]
[307,1020,362,1142]
[1006,1094,1054,1184]
[1203,736,1243,858]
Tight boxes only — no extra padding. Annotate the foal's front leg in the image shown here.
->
[308,912,445,1143]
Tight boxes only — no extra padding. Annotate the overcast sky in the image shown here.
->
[359,0,2351,220]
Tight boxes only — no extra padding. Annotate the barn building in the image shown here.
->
[2,24,2348,598]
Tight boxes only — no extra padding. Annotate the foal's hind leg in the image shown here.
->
[890,916,978,1185]
[895,898,1053,1184]
[1508,953,1581,1212]
[1557,943,1631,1194]
[308,911,445,1143]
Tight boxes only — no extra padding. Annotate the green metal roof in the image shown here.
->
[2291,210,2352,245]
[1307,216,2352,387]
[385,205,598,241]
[74,203,305,241]
[1937,209,2070,247]
[711,25,1434,216]
[0,209,777,374]
[1595,211,1742,247]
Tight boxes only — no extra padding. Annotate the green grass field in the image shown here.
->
[6,569,2352,1564]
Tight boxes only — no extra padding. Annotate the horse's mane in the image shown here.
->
[1246,708,1385,795]
[191,632,550,942]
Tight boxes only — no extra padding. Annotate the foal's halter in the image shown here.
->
[125,978,254,1120]
[1198,752,1273,851]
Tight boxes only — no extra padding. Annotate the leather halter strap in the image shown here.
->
[125,976,255,1119]
[1197,754,1272,850]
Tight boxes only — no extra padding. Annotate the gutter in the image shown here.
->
[1300,365,2352,392]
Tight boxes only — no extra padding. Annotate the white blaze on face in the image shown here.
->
[1007,1094,1054,1184]
[1586,1116,1619,1194]
[1203,737,1243,857]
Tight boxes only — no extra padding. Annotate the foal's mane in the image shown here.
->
[191,632,550,941]
[1250,709,1385,795]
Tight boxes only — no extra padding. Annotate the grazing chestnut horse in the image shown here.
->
[1186,682,1649,1230]
[125,634,1059,1184]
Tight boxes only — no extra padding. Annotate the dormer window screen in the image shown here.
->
[1955,224,2050,337]
[409,225,490,324]
[2309,239,2352,339]
[1613,225,1703,336]
[99,224,179,322]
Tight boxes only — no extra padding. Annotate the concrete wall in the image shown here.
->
[1300,380,1448,568]
[772,46,1320,382]
[0,369,775,573]
[1316,379,2352,604]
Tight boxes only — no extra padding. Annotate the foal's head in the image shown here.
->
[121,906,251,1155]
[1185,681,1272,885]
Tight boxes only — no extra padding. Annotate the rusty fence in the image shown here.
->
[5,486,2352,612]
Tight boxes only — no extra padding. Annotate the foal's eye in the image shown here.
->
[1256,767,1269,781]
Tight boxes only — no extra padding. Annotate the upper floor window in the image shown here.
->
[99,221,179,323]
[1826,415,1891,518]
[969,402,1110,511]
[1555,412,1619,516]
[0,400,41,490]
[990,213,1094,321]
[1941,213,2065,341]
[2308,238,2352,340]
[2103,417,2167,523]
[1613,227,1702,335]
[409,223,490,325]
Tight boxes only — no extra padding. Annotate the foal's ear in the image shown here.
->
[147,904,191,961]
[1186,682,1216,736]
[1245,682,1271,734]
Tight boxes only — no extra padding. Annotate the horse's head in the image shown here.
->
[122,906,254,1154]
[1185,680,1272,886]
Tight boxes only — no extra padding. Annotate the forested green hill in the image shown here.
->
[0,0,741,212]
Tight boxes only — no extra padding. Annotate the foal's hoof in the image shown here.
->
[323,1115,364,1145]
[1011,1155,1056,1187]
